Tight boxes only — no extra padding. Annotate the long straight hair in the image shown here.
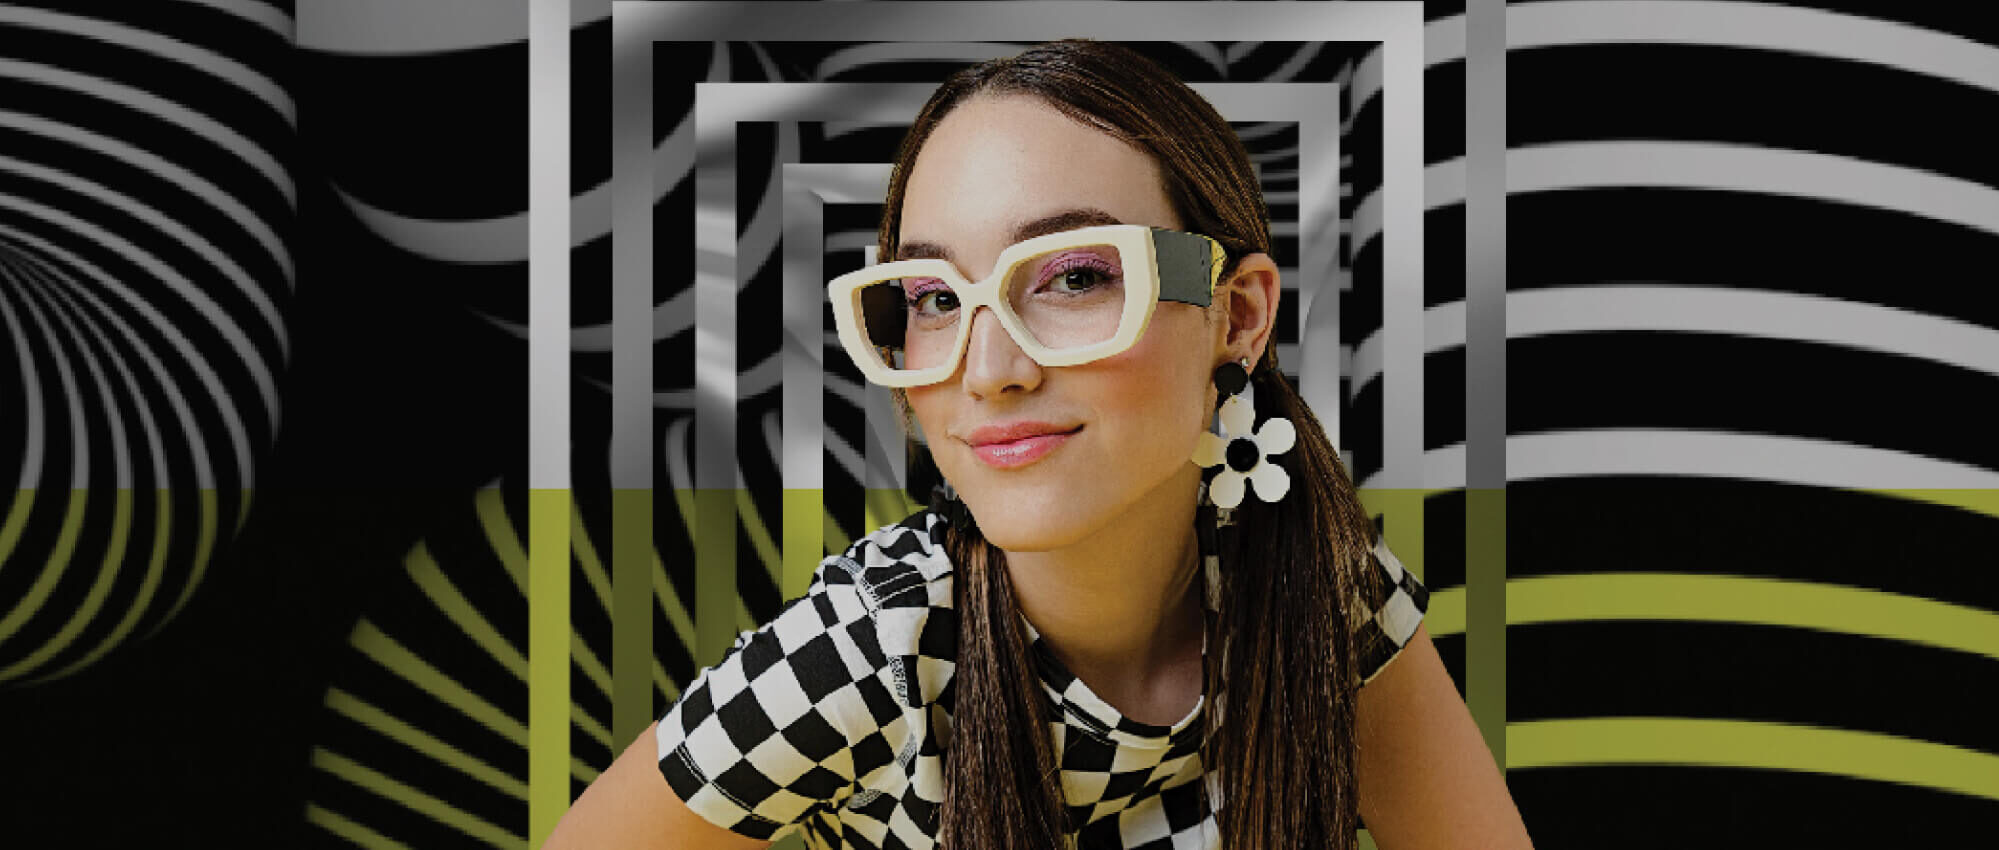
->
[878,39,1386,849]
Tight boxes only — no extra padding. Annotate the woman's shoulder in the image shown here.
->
[656,509,958,835]
[813,507,960,709]
[818,506,957,610]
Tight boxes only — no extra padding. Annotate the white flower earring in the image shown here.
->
[1192,358,1296,511]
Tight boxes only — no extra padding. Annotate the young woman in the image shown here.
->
[552,39,1532,850]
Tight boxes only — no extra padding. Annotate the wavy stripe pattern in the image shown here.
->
[0,0,291,684]
[303,484,743,848]
[1391,1,1999,838]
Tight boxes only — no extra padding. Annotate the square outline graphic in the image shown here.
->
[744,86,1336,492]
[616,0,1426,669]
[616,1,1427,492]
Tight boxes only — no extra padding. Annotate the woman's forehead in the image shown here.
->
[897,95,1176,264]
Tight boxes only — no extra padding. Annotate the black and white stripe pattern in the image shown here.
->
[0,0,291,683]
[1404,1,1999,842]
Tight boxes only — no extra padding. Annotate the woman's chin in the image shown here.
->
[956,497,1099,553]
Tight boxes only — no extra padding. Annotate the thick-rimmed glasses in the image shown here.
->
[827,224,1228,388]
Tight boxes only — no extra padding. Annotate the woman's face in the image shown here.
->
[898,93,1222,552]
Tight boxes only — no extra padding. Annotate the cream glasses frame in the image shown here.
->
[827,223,1228,388]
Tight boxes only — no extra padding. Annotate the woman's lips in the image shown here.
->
[970,427,1080,469]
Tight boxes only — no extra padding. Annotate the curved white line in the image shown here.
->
[19,252,170,492]
[747,39,783,83]
[821,424,869,490]
[1234,120,1296,143]
[1347,44,1383,121]
[0,277,99,664]
[1384,429,1999,490]
[1347,285,1999,400]
[1350,142,1999,254]
[1351,18,1462,112]
[297,0,607,55]
[1265,41,1330,83]
[0,110,292,283]
[651,37,718,194]
[10,243,210,494]
[1251,144,1299,162]
[822,371,865,413]
[1512,142,1999,238]
[332,178,608,265]
[1506,1,1999,96]
[0,59,293,204]
[330,24,712,265]
[0,180,281,421]
[1511,286,1999,379]
[185,0,291,37]
[735,349,782,402]
[0,153,288,358]
[664,414,693,496]
[760,408,784,491]
[746,120,798,275]
[478,282,691,349]
[650,386,689,410]
[17,251,187,683]
[1344,158,1464,259]
[0,261,49,489]
[7,275,89,488]
[0,224,232,490]
[1354,3,1999,124]
[0,7,294,123]
[18,267,133,489]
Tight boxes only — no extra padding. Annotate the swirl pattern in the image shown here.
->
[0,0,292,684]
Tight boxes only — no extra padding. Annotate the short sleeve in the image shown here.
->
[657,556,908,839]
[1349,529,1430,688]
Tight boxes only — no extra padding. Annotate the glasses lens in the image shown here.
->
[855,273,963,372]
[1002,243,1129,351]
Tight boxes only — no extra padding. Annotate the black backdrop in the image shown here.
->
[2,2,1997,847]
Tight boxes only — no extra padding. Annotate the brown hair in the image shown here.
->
[877,39,1384,849]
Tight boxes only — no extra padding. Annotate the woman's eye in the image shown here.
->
[911,289,959,314]
[1049,267,1109,293]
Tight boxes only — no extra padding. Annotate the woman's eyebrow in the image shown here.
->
[896,207,1126,263]
[1011,207,1124,243]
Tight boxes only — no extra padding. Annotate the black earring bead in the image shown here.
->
[1213,361,1249,397]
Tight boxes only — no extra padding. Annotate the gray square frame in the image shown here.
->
[616,1,1427,666]
[616,2,1427,493]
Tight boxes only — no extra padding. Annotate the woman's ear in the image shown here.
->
[1217,252,1281,365]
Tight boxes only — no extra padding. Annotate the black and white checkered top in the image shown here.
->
[658,507,1429,849]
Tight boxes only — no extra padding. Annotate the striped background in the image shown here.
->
[0,0,290,687]
[0,1,1993,847]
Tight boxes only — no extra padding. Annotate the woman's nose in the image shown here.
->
[959,304,1041,398]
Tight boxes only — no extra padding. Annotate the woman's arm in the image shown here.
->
[1355,624,1535,849]
[545,720,773,850]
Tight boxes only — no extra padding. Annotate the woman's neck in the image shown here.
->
[1000,470,1207,725]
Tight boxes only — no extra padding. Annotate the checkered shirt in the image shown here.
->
[658,508,1428,849]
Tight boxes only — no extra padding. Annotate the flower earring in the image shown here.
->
[1193,357,1296,511]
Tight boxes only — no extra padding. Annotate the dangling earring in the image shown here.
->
[1192,357,1296,513]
